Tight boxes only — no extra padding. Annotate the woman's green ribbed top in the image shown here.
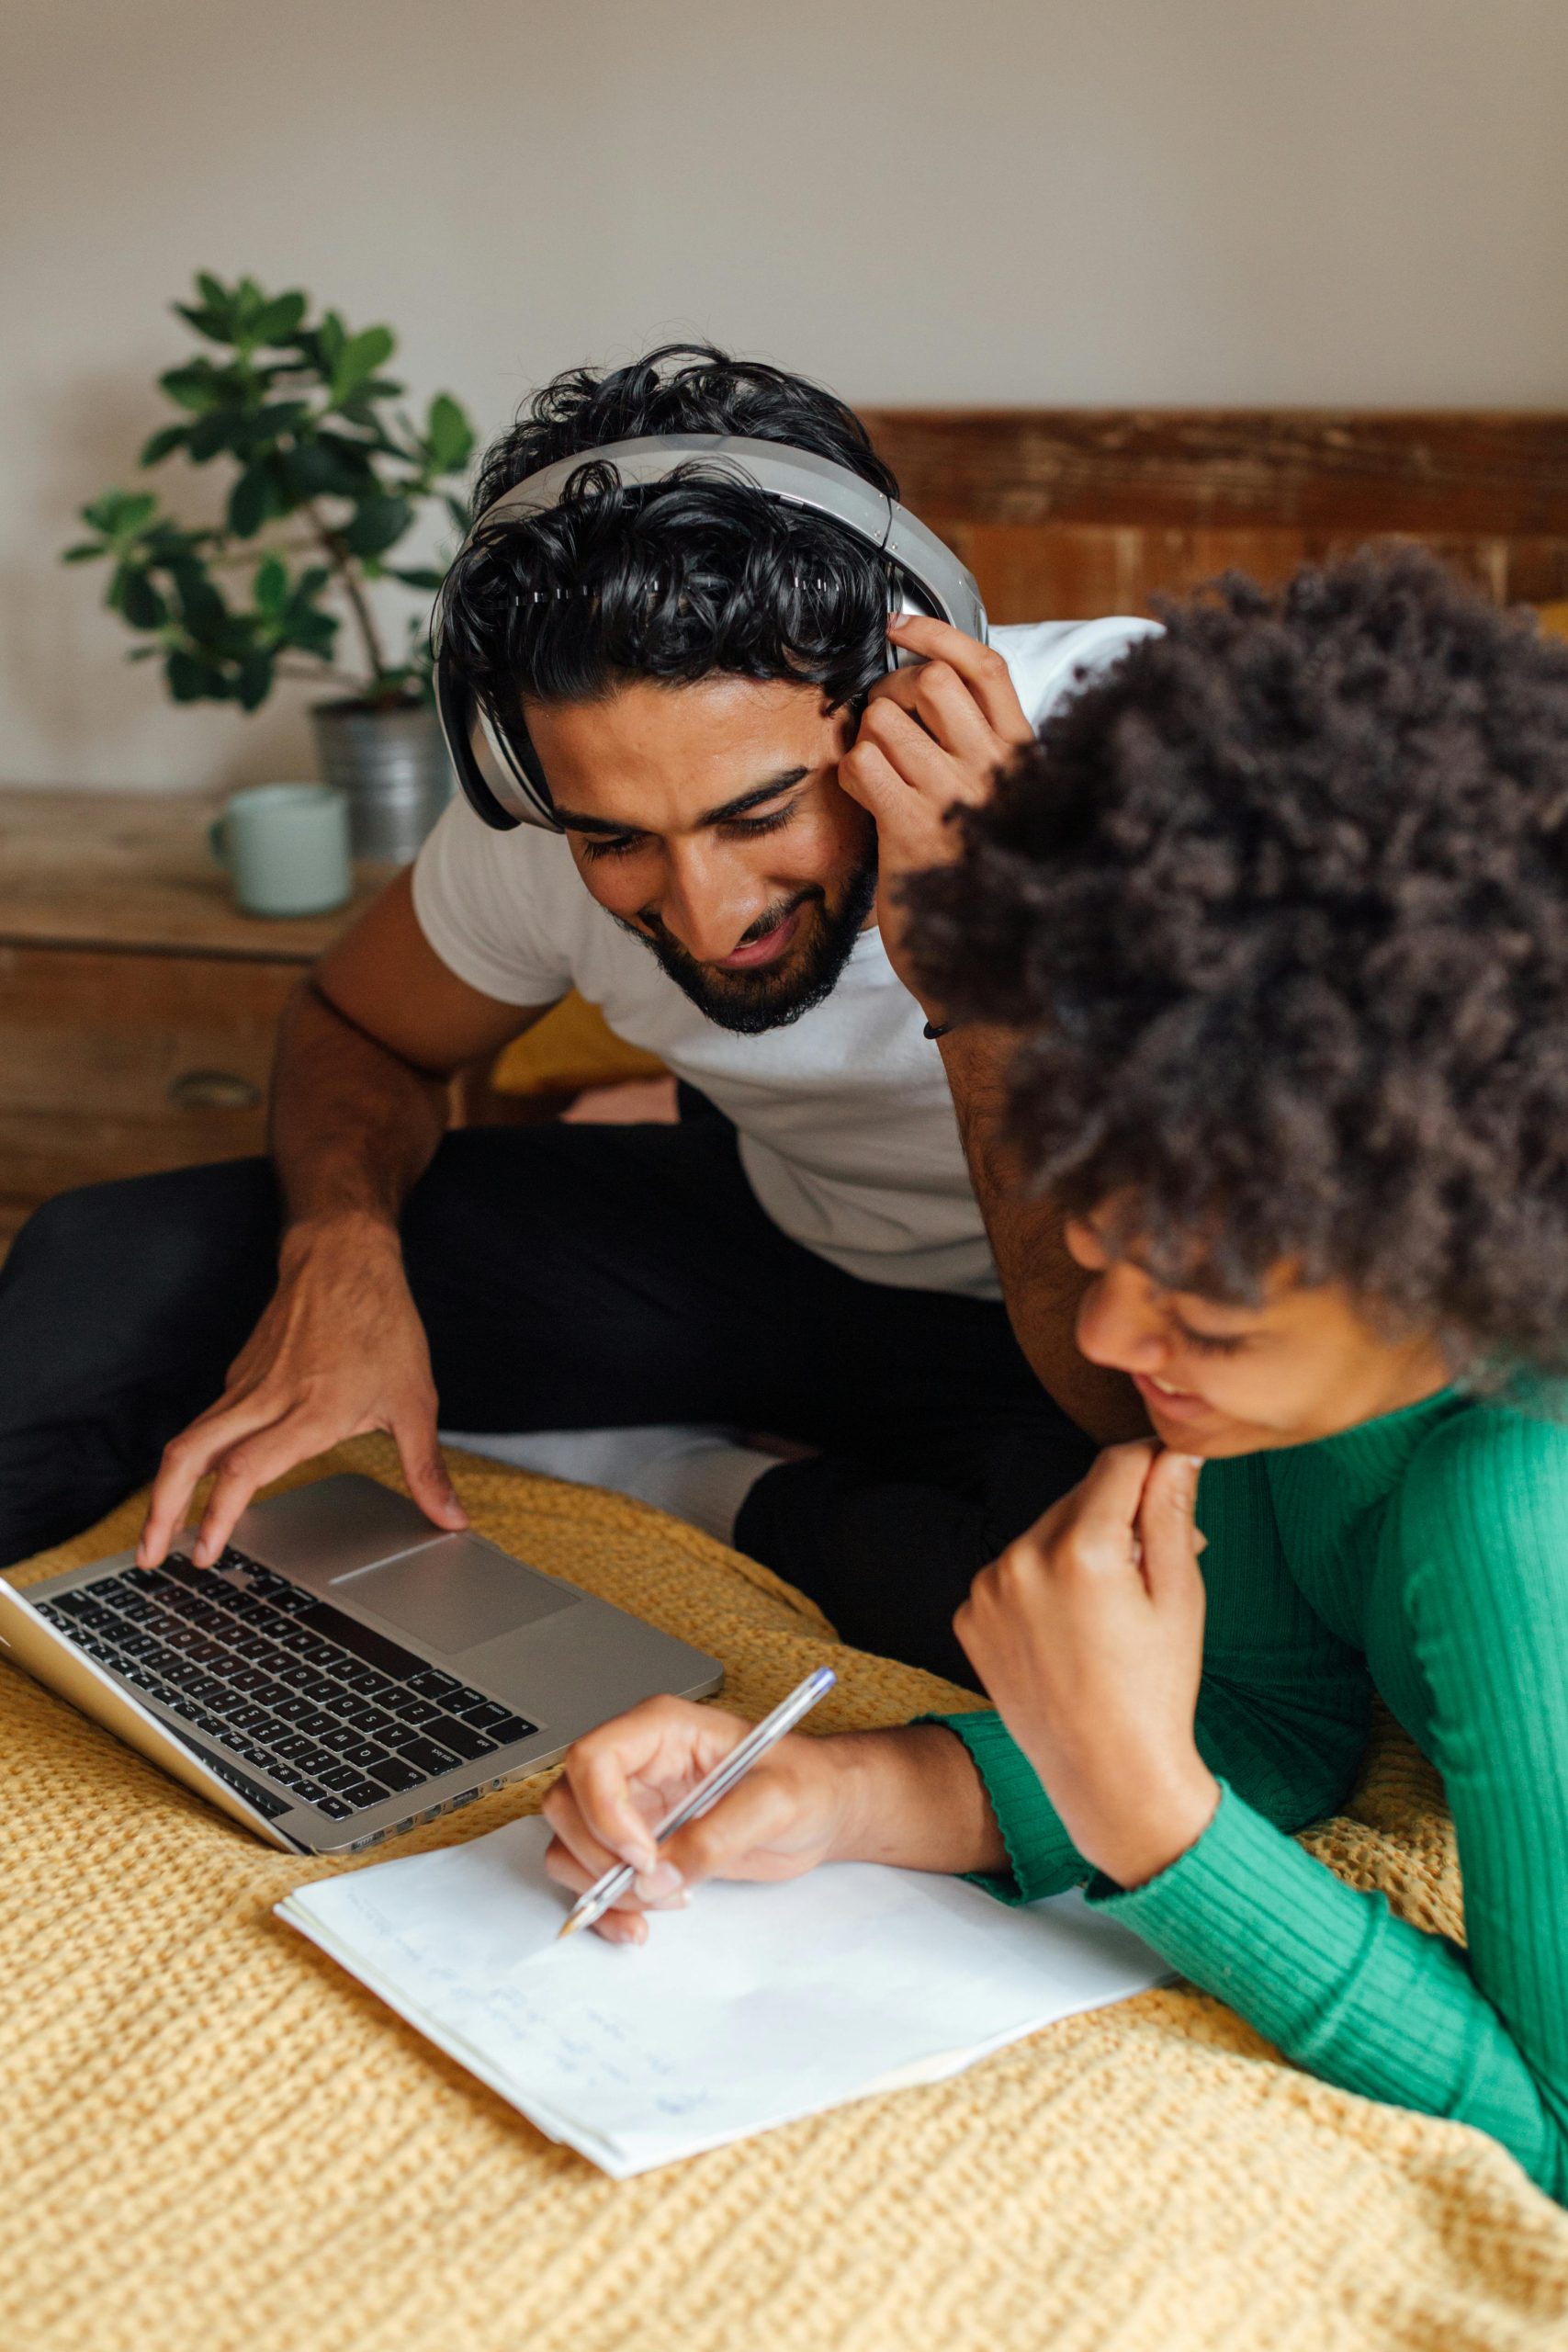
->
[935,1386,1568,2201]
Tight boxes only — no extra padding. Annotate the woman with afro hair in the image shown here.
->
[542,548,1568,2203]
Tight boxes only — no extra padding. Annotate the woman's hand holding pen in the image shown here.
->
[542,1700,1006,1942]
[542,1699,852,1944]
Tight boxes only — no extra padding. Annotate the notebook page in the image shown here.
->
[278,1815,1165,2176]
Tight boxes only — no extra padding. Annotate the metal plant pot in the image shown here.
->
[310,698,453,864]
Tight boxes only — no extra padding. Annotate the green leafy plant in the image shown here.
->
[63,272,477,711]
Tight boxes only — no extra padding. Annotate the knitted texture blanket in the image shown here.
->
[4,1439,1566,2352]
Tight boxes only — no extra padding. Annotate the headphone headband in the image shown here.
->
[434,432,987,831]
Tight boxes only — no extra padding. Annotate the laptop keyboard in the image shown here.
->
[33,1547,538,1824]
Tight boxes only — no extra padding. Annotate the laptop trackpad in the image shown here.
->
[331,1535,579,1654]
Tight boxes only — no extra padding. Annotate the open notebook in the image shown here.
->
[278,1815,1168,2177]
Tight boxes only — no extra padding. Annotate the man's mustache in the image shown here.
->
[635,884,822,968]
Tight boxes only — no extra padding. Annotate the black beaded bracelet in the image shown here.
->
[922,1018,954,1041]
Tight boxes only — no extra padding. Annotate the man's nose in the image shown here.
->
[658,847,765,965]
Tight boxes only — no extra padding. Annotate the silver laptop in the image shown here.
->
[0,1473,722,1856]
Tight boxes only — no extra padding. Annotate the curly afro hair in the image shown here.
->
[907,548,1568,1370]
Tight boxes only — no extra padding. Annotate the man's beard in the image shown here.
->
[617,848,879,1035]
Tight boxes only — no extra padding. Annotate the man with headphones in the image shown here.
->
[0,347,1150,1687]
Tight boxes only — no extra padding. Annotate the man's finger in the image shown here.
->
[839,733,921,826]
[870,661,1004,778]
[390,1414,468,1532]
[886,616,1034,741]
[856,698,969,804]
[188,1412,333,1565]
[137,1399,277,1566]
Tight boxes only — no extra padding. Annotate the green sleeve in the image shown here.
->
[927,1453,1372,1903]
[1089,1408,1568,2203]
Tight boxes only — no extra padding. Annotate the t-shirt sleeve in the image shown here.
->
[410,797,574,1008]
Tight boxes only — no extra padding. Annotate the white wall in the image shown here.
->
[4,0,1567,791]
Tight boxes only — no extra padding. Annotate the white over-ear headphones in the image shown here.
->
[434,433,988,831]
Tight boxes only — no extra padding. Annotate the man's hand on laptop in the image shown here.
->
[136,1211,468,1570]
[840,615,1034,998]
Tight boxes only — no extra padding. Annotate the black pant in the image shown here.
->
[0,1114,1093,1687]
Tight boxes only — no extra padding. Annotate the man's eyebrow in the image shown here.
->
[696,769,809,826]
[553,769,810,839]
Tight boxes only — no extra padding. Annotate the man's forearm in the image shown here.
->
[938,1025,1146,1444]
[269,978,450,1238]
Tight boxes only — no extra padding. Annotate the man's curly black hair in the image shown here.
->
[907,548,1568,1371]
[437,343,898,721]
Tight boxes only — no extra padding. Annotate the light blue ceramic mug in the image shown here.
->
[209,782,352,918]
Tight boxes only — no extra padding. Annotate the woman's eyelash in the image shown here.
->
[1174,1323,1248,1358]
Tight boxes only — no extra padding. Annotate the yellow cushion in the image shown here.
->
[5,1439,1565,2352]
[491,990,665,1097]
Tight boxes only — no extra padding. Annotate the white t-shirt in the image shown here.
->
[412,617,1156,1299]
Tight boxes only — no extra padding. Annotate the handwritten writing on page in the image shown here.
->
[277,1815,1166,2177]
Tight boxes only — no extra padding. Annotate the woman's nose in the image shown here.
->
[1076,1268,1168,1374]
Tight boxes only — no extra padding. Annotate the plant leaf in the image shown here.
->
[234,652,274,710]
[423,391,475,472]
[166,648,220,702]
[253,290,308,346]
[117,568,166,629]
[227,464,275,537]
[332,325,396,402]
[253,551,289,616]
[140,423,190,467]
[342,492,412,559]
[159,361,221,413]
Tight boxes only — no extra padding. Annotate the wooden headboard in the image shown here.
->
[859,412,1568,623]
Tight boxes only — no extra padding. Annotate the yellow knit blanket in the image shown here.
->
[4,1441,1566,2352]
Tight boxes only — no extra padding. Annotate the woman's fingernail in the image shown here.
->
[636,1861,683,1900]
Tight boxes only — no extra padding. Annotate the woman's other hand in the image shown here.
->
[954,1442,1220,1888]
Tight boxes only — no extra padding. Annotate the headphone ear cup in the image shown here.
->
[886,563,939,672]
[434,662,562,831]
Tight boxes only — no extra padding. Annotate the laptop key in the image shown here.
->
[291,1598,428,1680]
[367,1756,425,1794]
[319,1724,361,1755]
[344,1780,390,1811]
[389,1694,445,1728]
[422,1714,498,1761]
[482,1713,538,1746]
[393,1736,462,1777]
[408,1668,462,1702]
[315,1795,353,1821]
[321,1764,363,1793]
[342,1739,394,1772]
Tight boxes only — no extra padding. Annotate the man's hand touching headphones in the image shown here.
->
[839,616,1034,1004]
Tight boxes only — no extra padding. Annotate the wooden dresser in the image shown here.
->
[0,789,384,1253]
